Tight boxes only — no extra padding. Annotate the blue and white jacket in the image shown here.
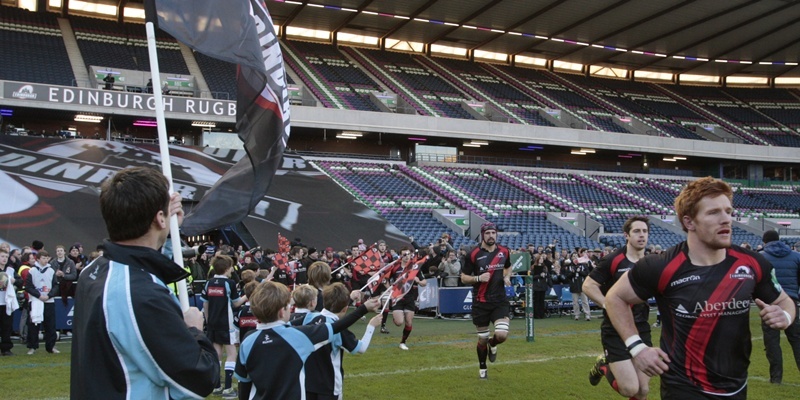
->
[70,240,219,399]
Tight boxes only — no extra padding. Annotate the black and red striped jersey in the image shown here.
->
[589,246,650,325]
[628,242,782,396]
[462,245,511,303]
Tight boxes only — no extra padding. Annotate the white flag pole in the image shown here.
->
[146,21,189,312]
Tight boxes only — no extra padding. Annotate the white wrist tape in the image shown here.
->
[783,310,792,326]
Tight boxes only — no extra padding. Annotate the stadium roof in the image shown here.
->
[55,0,800,80]
[237,0,800,80]
[263,0,800,80]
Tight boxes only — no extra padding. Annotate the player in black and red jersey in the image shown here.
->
[583,216,650,399]
[606,177,796,399]
[390,247,426,350]
[461,222,512,380]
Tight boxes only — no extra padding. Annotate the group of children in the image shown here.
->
[200,254,382,399]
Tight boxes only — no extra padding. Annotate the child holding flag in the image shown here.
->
[234,282,380,399]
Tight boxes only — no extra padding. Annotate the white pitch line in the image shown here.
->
[347,352,599,378]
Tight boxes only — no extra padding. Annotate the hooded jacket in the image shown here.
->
[762,240,800,301]
[70,240,219,399]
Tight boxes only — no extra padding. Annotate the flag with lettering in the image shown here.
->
[390,255,427,305]
[150,0,291,234]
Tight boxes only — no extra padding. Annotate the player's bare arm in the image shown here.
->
[606,272,670,377]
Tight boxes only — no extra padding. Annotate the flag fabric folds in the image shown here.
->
[272,233,291,271]
[361,259,400,296]
[151,0,291,235]
[352,245,382,277]
[390,255,428,306]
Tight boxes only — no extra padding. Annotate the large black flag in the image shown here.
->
[151,0,290,235]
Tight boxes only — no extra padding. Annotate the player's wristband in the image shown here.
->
[783,310,792,326]
[628,343,647,358]
[625,335,647,357]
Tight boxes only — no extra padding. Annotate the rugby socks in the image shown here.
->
[381,310,389,325]
[401,326,412,344]
[488,336,498,347]
[224,361,235,389]
[606,367,620,393]
[477,342,488,369]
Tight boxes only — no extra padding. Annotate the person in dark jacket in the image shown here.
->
[530,253,552,319]
[760,230,800,384]
[70,167,219,399]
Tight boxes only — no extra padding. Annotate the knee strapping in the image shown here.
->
[494,322,509,333]
[477,330,490,340]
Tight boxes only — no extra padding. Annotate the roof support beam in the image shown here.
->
[553,0,696,61]
[630,1,795,72]
[679,17,800,75]
[468,0,566,53]
[511,0,632,56]
[586,1,759,66]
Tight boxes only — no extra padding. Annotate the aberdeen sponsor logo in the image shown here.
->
[730,266,753,280]
[12,85,37,100]
[693,298,751,317]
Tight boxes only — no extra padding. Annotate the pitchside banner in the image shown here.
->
[4,82,235,116]
[511,252,530,273]
[439,287,472,314]
[0,136,407,251]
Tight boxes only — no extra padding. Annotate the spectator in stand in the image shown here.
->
[531,253,552,319]
[307,261,332,312]
[145,79,153,94]
[103,73,115,90]
[439,250,462,287]
[25,250,60,355]
[357,239,367,252]
[52,245,77,305]
[252,248,269,270]
[376,240,393,265]
[759,230,800,384]
[0,248,19,356]
[408,236,422,252]
[16,252,35,343]
[68,244,86,274]
[290,246,307,286]
[562,254,588,321]
[202,255,247,398]
[31,240,44,255]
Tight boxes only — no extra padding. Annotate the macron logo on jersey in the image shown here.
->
[676,304,690,314]
[207,286,225,297]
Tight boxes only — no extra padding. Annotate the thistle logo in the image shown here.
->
[12,85,37,100]
[730,266,753,280]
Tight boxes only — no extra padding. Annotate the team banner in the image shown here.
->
[154,0,291,234]
[0,136,407,252]
[360,259,399,296]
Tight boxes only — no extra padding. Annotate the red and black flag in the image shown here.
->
[352,245,382,277]
[390,255,427,305]
[360,258,400,295]
[150,0,291,235]
[273,233,291,271]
